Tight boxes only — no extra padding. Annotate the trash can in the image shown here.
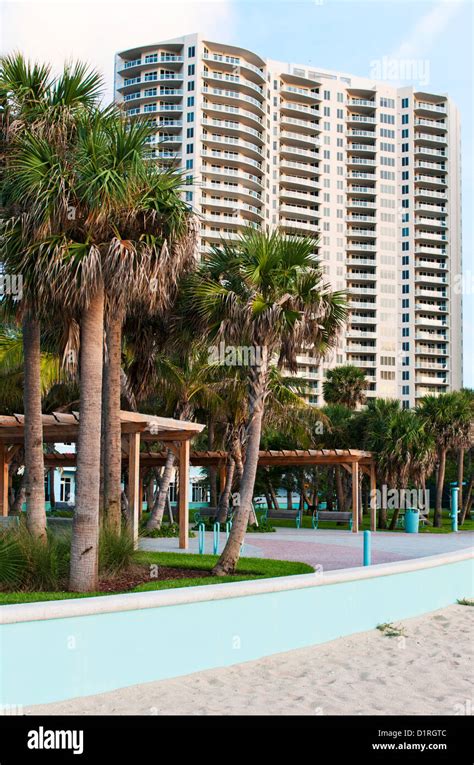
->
[405,507,419,533]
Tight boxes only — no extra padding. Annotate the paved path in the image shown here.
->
[140,527,474,571]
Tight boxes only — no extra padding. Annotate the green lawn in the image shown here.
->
[267,510,474,533]
[0,552,314,606]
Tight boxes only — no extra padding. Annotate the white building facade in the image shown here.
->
[115,34,462,407]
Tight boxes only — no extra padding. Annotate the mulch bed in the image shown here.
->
[97,564,211,593]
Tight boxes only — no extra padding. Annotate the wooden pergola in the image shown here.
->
[39,446,377,534]
[0,411,204,549]
[0,412,377,546]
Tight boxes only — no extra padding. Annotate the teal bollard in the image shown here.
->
[213,522,220,555]
[451,486,459,532]
[363,530,371,566]
[198,522,205,554]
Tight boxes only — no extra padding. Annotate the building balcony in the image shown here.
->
[346,228,376,239]
[202,85,264,113]
[346,157,377,166]
[280,131,320,149]
[279,114,320,133]
[201,163,264,190]
[348,98,376,108]
[347,199,377,209]
[346,242,377,251]
[201,148,263,173]
[414,118,447,132]
[346,113,376,124]
[279,218,319,233]
[201,117,263,143]
[280,101,319,118]
[202,100,263,128]
[346,343,376,353]
[415,101,446,115]
[347,272,377,281]
[280,203,318,221]
[280,144,319,161]
[279,158,318,176]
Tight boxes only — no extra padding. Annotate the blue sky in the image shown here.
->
[3,0,473,386]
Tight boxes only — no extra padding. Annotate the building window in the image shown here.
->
[187,96,195,106]
[186,127,194,138]
[188,46,195,57]
[60,476,72,503]
[186,143,193,154]
[402,97,409,108]
[185,159,193,169]
[187,81,195,91]
[188,64,195,75]
[187,112,194,122]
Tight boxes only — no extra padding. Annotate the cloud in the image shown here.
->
[390,0,464,60]
[2,0,237,101]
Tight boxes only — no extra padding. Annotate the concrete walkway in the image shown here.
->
[140,527,474,571]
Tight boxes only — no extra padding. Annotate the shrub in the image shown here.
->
[98,524,136,575]
[0,524,70,591]
[142,522,195,539]
[246,520,276,533]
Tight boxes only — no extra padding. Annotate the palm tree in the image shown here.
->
[100,162,195,533]
[1,54,103,539]
[456,389,474,513]
[418,391,472,527]
[186,229,347,574]
[3,65,195,590]
[145,345,222,531]
[357,398,401,528]
[322,364,367,409]
[321,404,354,512]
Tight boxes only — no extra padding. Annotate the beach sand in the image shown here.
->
[27,604,473,716]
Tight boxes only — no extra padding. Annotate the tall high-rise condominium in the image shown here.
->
[115,33,462,407]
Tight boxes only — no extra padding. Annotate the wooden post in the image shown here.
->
[351,461,359,533]
[0,444,8,517]
[178,439,190,550]
[127,432,140,548]
[370,462,377,532]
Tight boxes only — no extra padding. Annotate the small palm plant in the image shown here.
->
[185,229,347,574]
[322,364,368,409]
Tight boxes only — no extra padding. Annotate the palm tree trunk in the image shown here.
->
[434,448,446,528]
[146,448,175,531]
[213,357,268,576]
[208,417,218,507]
[70,285,105,592]
[457,447,465,513]
[11,473,26,515]
[216,457,235,522]
[327,468,334,511]
[459,452,473,525]
[22,313,46,538]
[103,311,123,533]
